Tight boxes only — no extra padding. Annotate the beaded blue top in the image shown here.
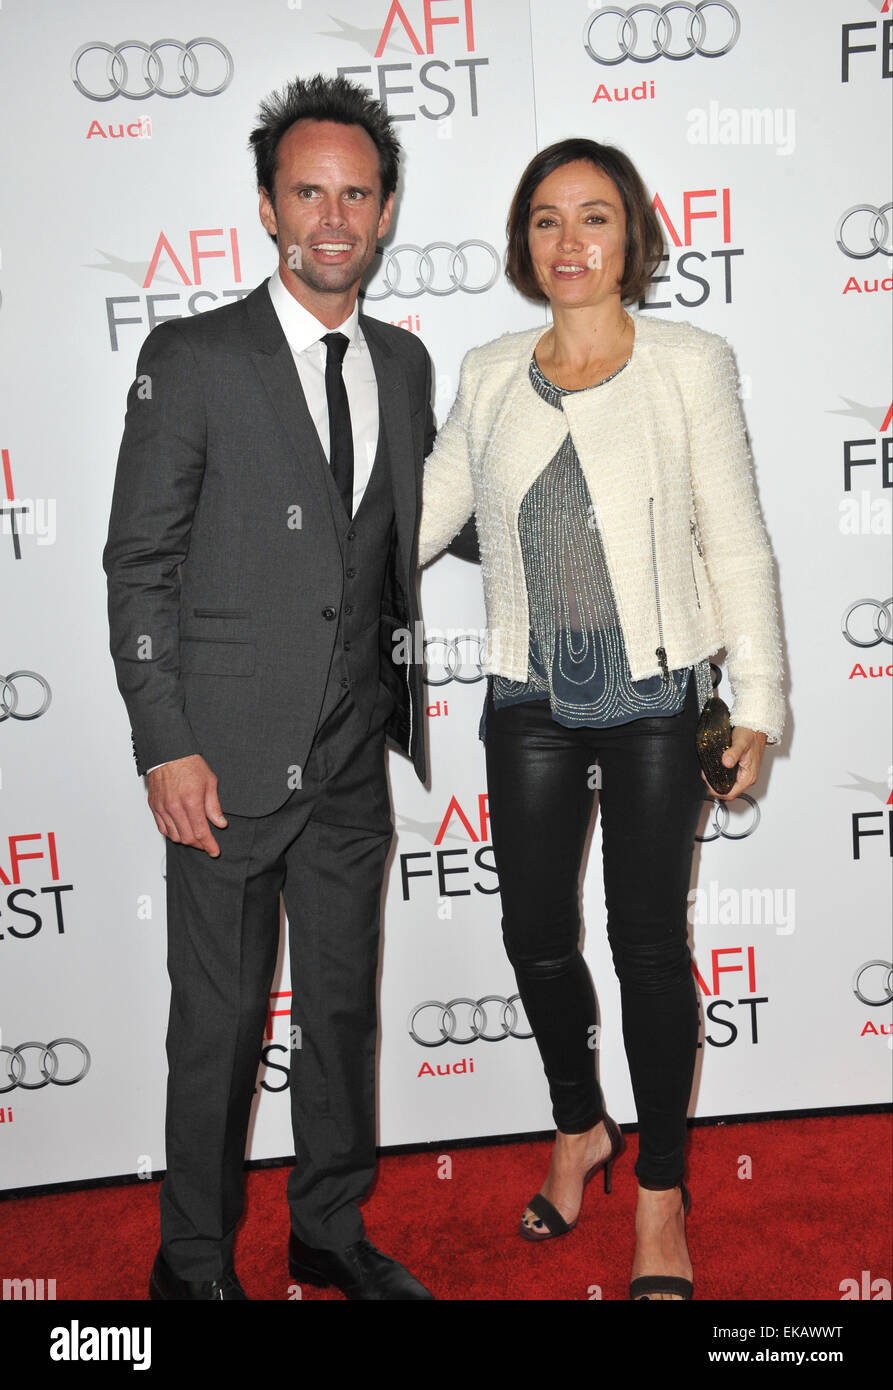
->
[487,352,712,729]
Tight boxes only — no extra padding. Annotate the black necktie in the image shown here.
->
[322,332,354,519]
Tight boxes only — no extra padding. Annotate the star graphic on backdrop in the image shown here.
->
[84,251,179,287]
[835,772,893,803]
[317,15,413,56]
[827,397,893,432]
[395,815,473,845]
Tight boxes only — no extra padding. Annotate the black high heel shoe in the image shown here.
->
[520,1114,626,1242]
[629,1182,693,1300]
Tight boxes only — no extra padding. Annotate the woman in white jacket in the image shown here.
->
[418,139,784,1300]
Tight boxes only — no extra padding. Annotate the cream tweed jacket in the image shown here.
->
[418,315,785,743]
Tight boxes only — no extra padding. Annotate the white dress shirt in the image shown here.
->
[148,270,380,774]
[267,265,380,511]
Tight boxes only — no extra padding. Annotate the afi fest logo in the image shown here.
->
[840,3,892,82]
[835,768,893,861]
[97,227,250,350]
[693,945,769,1049]
[328,0,488,123]
[834,395,892,537]
[642,186,742,309]
[397,791,497,908]
[256,989,302,1095]
[0,450,56,559]
[0,832,74,942]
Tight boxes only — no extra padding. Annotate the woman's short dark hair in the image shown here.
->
[249,73,401,206]
[505,138,664,305]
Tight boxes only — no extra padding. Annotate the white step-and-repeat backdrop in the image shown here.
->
[1,0,890,1189]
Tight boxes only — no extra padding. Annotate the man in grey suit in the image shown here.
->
[103,75,434,1300]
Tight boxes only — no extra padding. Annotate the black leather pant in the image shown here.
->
[483,671,704,1189]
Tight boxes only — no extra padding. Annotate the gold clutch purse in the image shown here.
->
[695,696,737,795]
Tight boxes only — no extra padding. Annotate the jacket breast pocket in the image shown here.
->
[180,638,256,676]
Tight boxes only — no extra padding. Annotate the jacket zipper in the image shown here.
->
[648,496,669,682]
[689,519,701,610]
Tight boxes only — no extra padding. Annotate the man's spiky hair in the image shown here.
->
[249,73,400,206]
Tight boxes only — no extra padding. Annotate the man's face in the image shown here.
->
[259,119,393,311]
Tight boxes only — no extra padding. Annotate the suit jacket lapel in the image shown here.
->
[244,281,340,527]
[361,314,417,558]
[242,284,417,545]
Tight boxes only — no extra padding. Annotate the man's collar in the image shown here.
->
[268,265,360,353]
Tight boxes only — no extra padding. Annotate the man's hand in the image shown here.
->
[701,726,768,802]
[147,754,228,857]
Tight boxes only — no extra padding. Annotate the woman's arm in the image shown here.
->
[687,337,785,745]
[418,349,478,567]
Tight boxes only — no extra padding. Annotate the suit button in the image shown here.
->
[340,677,349,689]
[344,604,353,615]
[346,530,356,541]
[343,642,352,652]
[346,568,356,579]
[322,607,336,621]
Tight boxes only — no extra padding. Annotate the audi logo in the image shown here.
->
[71,38,234,101]
[0,1039,90,1093]
[582,1,740,65]
[842,598,892,648]
[836,204,893,260]
[0,670,51,722]
[853,961,893,1007]
[409,996,533,1046]
[696,794,761,841]
[424,634,487,686]
[363,241,500,300]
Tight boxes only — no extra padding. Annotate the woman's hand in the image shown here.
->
[702,726,768,801]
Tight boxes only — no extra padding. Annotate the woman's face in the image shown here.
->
[527,159,627,311]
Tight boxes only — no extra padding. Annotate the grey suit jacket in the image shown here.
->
[103,279,434,816]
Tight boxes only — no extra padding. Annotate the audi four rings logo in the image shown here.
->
[0,670,52,722]
[1,1039,90,1092]
[583,2,740,65]
[696,794,761,841]
[424,634,487,685]
[853,961,893,1007]
[363,242,500,300]
[409,996,533,1046]
[71,39,234,100]
[836,204,893,260]
[841,598,892,648]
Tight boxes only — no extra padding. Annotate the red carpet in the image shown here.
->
[1,1114,890,1301]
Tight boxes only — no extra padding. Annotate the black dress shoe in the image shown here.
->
[288,1233,435,1300]
[149,1250,249,1300]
